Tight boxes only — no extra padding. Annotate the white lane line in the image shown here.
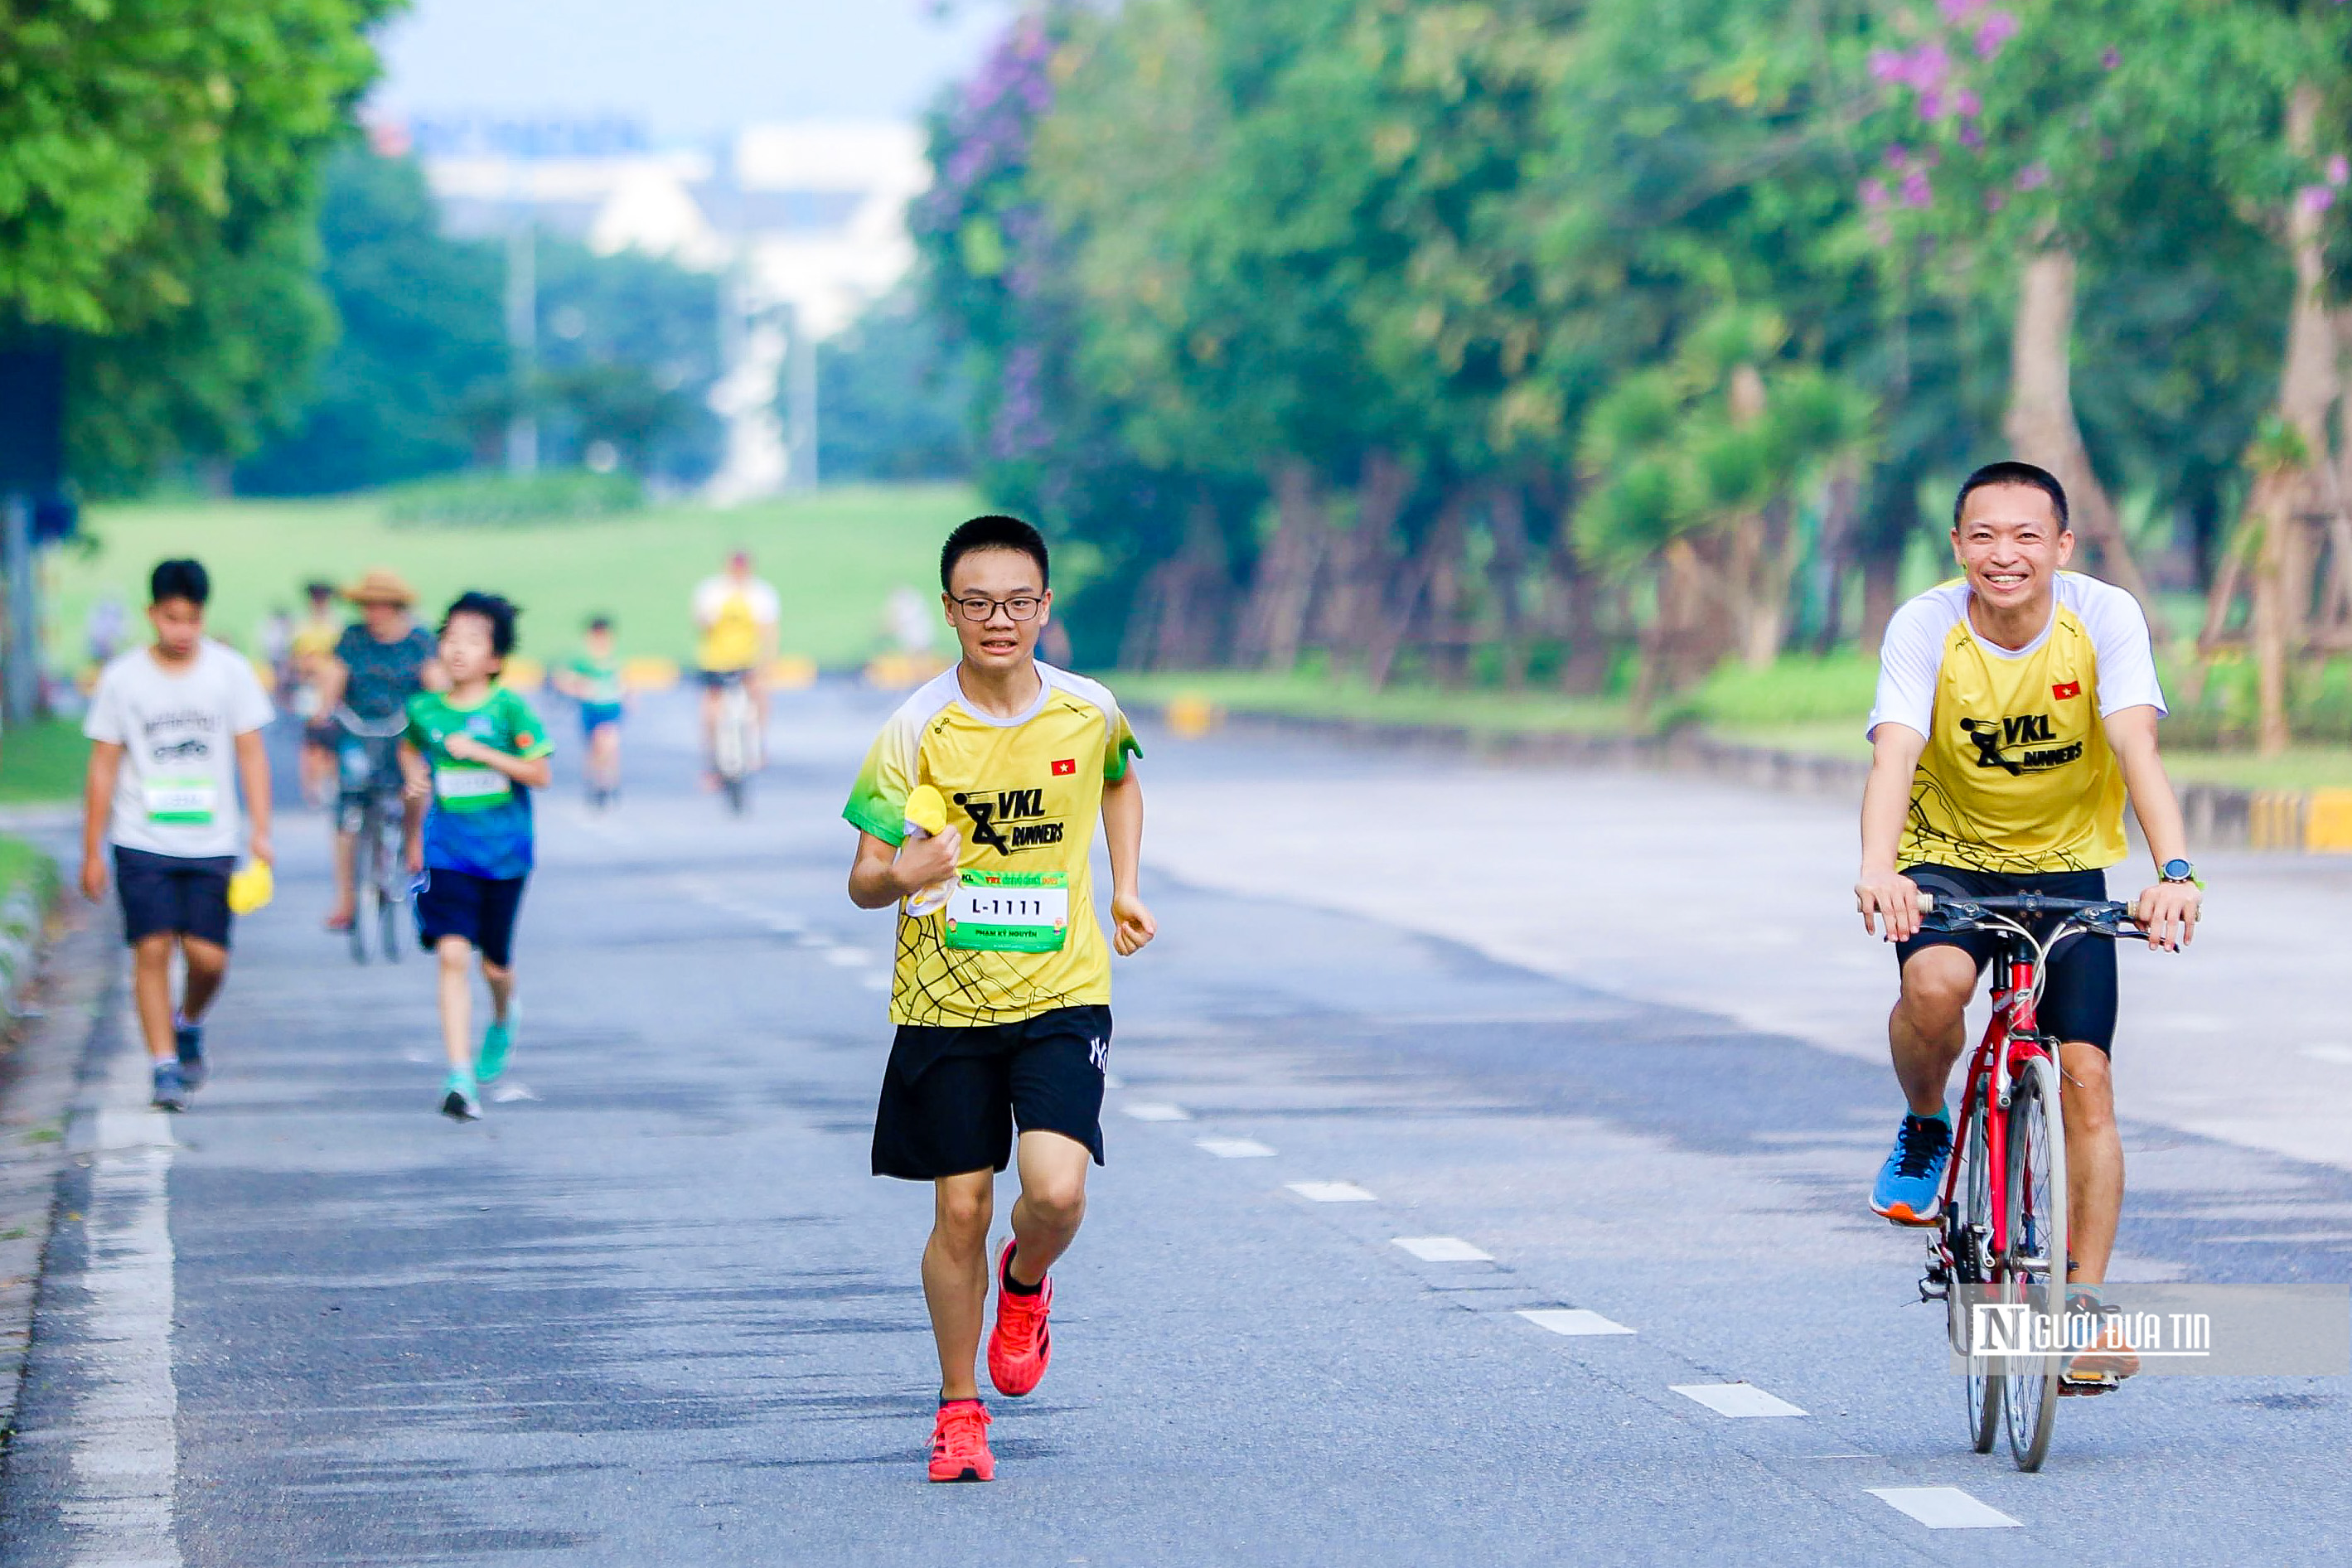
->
[1517,1308,1636,1337]
[1121,1102,1193,1122]
[1287,1181,1377,1203]
[62,1006,183,1567]
[822,948,875,968]
[2302,1043,2352,1067]
[861,975,890,992]
[1867,1487,2023,1529]
[1391,1236,1493,1262]
[1671,1382,1806,1418]
[1197,1137,1277,1159]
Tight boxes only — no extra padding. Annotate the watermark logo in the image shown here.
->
[1948,1283,2348,1377]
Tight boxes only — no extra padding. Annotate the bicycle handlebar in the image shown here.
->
[1916,891,2143,926]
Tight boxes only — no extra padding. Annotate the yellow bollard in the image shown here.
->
[2305,788,2352,853]
[1165,693,1219,739]
[769,655,819,691]
[501,655,545,693]
[622,656,680,693]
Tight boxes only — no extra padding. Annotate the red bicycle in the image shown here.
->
[1912,890,2142,1472]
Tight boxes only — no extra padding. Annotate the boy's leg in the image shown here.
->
[179,936,229,1024]
[482,959,514,1025]
[436,936,475,1073]
[1005,1130,1091,1286]
[924,1170,995,1401]
[129,933,178,1062]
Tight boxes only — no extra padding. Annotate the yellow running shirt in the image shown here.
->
[693,575,780,673]
[844,663,1141,1027]
[1867,573,2166,874]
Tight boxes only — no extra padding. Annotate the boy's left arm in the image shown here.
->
[234,729,273,868]
[1101,768,1154,956]
[2104,704,2200,951]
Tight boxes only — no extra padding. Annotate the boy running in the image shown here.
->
[80,559,275,1111]
[552,616,626,808]
[844,515,1156,1484]
[399,593,553,1121]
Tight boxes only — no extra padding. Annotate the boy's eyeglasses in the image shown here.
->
[951,595,1043,622]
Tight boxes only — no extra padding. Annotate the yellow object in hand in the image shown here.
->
[226,861,274,915]
[904,784,948,838]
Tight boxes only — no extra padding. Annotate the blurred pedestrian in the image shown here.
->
[291,580,345,809]
[552,614,626,809]
[317,569,438,931]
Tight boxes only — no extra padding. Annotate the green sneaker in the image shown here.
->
[441,1071,482,1121]
[477,1014,515,1083]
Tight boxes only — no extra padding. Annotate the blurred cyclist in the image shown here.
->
[691,549,778,783]
[317,569,439,932]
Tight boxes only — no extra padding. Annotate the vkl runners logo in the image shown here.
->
[954,786,1065,854]
[1958,714,2083,776]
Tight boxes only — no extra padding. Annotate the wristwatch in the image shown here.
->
[2160,858,2198,884]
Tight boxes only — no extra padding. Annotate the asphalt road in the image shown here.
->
[2,684,2345,1566]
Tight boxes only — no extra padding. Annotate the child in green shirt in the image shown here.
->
[553,614,626,809]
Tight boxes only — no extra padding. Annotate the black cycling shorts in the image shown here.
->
[414,869,527,968]
[872,1004,1111,1181]
[114,846,234,948]
[1895,864,2119,1053]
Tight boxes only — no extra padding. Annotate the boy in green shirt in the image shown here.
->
[399,593,553,1120]
[552,614,626,808]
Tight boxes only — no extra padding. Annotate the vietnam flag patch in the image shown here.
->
[1051,757,1077,776]
[2051,680,2082,701]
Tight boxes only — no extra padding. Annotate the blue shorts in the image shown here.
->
[414,869,527,968]
[580,701,622,737]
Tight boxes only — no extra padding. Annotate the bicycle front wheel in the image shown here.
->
[1952,1081,2001,1454]
[2001,1053,2068,1472]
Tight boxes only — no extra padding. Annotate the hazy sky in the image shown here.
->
[374,0,1014,139]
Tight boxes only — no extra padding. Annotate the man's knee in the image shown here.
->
[131,933,175,970]
[2060,1045,2116,1130]
[933,1178,993,1245]
[1898,947,1977,1022]
[181,938,228,980]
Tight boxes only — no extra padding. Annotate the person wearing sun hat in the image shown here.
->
[316,568,442,931]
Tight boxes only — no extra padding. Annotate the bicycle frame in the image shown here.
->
[1938,951,2050,1265]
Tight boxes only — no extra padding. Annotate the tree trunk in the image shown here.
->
[2251,473,2293,757]
[1859,540,1902,652]
[2002,246,2160,617]
[1314,448,1412,669]
[1812,458,1860,652]
[1485,484,1532,689]
[1425,494,1470,687]
[1233,460,1327,671]
[1120,494,1232,670]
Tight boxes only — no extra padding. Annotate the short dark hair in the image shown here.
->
[1954,461,2069,530]
[586,614,612,633]
[304,579,334,601]
[441,591,519,658]
[940,514,1050,592]
[150,559,210,607]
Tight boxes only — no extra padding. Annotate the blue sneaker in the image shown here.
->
[477,1014,514,1084]
[1870,1110,1952,1226]
[174,1018,206,1091]
[151,1059,188,1113]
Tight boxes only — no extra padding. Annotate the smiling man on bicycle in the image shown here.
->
[1854,461,2201,1391]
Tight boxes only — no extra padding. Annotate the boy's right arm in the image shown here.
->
[849,828,959,910]
[80,743,123,902]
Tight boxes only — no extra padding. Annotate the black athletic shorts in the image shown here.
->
[872,1004,1111,1181]
[413,869,527,968]
[114,846,234,948]
[1895,864,2119,1053]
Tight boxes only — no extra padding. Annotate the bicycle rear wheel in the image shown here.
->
[1951,1082,2001,1454]
[2001,1053,2068,1472]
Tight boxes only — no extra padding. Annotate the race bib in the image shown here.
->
[143,777,216,825]
[434,765,512,805]
[944,870,1069,952]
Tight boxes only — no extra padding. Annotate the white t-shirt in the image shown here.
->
[84,641,274,859]
[692,575,781,627]
[1866,572,2166,740]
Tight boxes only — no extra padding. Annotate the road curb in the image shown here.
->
[1144,705,2318,853]
[0,862,111,1449]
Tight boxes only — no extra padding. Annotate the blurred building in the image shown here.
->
[394,115,928,501]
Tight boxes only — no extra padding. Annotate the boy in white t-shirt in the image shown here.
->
[80,559,275,1111]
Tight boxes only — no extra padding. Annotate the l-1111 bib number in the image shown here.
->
[944,870,1069,953]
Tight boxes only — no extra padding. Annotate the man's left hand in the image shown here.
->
[248,830,274,869]
[2134,878,2200,952]
[1111,892,1157,956]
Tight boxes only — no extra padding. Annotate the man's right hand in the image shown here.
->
[1856,869,1923,942]
[893,829,961,897]
[80,854,107,904]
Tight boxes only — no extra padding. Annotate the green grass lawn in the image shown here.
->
[53,482,978,672]
[0,718,89,806]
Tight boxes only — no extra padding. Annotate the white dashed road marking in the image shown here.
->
[1867,1487,2023,1529]
[1517,1308,1636,1337]
[2303,1043,2352,1067]
[1670,1383,1806,1418]
[1287,1181,1377,1203]
[823,948,874,968]
[1391,1236,1492,1262]
[1121,1102,1193,1122]
[1196,1138,1277,1159]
